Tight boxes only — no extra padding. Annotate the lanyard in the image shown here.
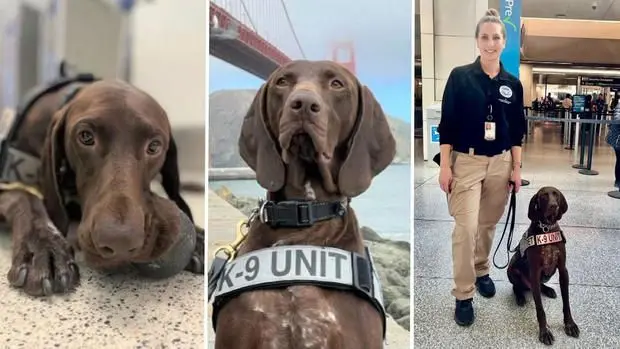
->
[487,104,494,122]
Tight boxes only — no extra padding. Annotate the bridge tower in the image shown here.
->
[331,41,356,75]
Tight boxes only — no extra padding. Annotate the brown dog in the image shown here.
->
[212,60,396,348]
[0,77,204,297]
[507,186,579,345]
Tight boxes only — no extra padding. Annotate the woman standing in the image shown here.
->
[437,8,526,326]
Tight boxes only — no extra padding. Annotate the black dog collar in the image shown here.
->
[257,198,348,228]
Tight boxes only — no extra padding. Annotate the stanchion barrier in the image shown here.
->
[521,107,530,186]
[574,117,588,171]
[562,110,569,146]
[572,116,582,166]
[525,115,620,178]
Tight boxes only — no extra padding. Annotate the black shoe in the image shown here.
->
[475,274,496,298]
[454,298,474,326]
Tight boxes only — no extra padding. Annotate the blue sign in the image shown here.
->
[118,0,135,12]
[572,95,586,113]
[500,0,521,78]
[431,125,440,143]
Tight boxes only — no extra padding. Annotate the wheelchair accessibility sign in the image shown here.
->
[431,125,440,143]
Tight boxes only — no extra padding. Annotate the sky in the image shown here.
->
[209,0,412,122]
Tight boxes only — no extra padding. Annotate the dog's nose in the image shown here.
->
[289,91,321,116]
[92,218,144,259]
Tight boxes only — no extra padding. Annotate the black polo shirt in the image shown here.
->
[438,56,525,156]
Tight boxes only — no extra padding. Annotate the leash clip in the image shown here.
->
[258,198,271,224]
[213,220,249,261]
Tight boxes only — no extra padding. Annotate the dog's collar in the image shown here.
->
[257,197,348,228]
[537,221,559,233]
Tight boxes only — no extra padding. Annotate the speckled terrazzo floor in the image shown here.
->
[414,121,620,348]
[0,191,205,349]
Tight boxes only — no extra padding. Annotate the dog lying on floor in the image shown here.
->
[0,72,204,297]
[210,60,396,349]
[507,186,579,345]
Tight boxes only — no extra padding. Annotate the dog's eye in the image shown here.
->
[146,140,162,155]
[78,131,95,146]
[330,79,344,89]
[275,77,288,86]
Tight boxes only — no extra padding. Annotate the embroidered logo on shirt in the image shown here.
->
[498,98,512,105]
[499,85,513,98]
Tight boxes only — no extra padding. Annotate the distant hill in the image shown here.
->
[209,89,411,168]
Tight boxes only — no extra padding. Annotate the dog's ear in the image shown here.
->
[528,192,540,221]
[40,107,71,232]
[238,83,285,192]
[338,85,396,197]
[160,133,194,223]
[556,190,568,220]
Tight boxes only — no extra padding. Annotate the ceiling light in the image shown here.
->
[533,67,620,76]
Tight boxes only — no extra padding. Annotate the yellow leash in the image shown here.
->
[0,182,43,200]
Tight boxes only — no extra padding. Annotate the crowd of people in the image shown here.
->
[531,91,620,189]
[533,91,617,119]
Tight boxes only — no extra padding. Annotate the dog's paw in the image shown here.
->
[539,327,555,346]
[564,320,580,338]
[7,227,80,297]
[515,293,526,306]
[541,284,557,299]
[513,286,526,306]
[185,225,204,274]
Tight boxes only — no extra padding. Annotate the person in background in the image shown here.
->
[607,99,620,189]
[561,94,572,136]
[611,94,619,111]
[437,8,525,327]
[562,94,572,110]
[596,93,606,121]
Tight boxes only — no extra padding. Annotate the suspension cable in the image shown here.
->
[240,0,257,32]
[279,0,306,59]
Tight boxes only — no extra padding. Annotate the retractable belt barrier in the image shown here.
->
[525,115,620,178]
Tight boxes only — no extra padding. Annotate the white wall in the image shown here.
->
[129,0,206,129]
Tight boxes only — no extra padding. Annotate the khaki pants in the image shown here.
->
[447,149,512,300]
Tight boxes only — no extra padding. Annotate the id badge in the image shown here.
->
[484,121,496,141]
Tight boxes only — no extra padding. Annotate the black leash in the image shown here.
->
[492,180,518,269]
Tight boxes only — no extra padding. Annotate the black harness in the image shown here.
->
[0,73,99,186]
[207,197,387,340]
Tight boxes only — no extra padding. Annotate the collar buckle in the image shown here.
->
[280,200,314,227]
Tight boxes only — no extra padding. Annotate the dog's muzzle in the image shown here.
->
[132,208,196,278]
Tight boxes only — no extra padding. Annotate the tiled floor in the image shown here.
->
[413,121,620,348]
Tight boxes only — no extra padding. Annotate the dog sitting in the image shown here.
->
[211,60,396,349]
[507,186,579,345]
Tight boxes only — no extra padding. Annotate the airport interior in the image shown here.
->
[415,0,620,347]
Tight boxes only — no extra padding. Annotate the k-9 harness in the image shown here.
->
[493,183,567,270]
[207,197,388,340]
[0,73,99,190]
